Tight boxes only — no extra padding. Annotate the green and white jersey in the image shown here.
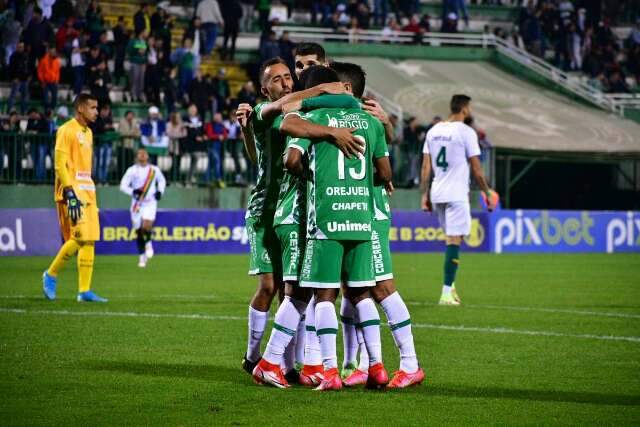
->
[373,186,391,222]
[246,102,287,219]
[273,165,306,227]
[288,107,388,241]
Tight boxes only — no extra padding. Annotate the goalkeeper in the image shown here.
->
[42,94,108,303]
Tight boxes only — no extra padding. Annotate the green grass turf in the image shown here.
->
[0,253,639,426]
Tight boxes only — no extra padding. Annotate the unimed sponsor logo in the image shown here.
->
[327,221,372,233]
[0,219,27,252]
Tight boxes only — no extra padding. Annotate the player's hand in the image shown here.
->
[133,188,143,200]
[329,127,364,159]
[236,103,253,128]
[63,187,83,224]
[362,99,390,125]
[485,189,497,212]
[318,82,347,95]
[385,181,394,196]
[282,100,302,114]
[155,191,162,201]
[421,192,432,212]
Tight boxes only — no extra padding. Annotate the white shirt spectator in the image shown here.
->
[196,0,224,25]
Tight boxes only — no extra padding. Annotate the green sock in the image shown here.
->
[443,244,460,286]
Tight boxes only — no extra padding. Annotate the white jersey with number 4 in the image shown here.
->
[423,121,481,203]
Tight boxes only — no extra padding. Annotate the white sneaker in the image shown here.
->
[145,242,154,259]
[138,254,147,268]
[439,292,460,306]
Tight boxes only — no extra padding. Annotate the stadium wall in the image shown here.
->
[1,209,638,256]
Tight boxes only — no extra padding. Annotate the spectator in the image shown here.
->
[166,111,187,177]
[223,108,247,186]
[2,10,22,65]
[188,71,212,121]
[88,61,112,108]
[211,68,231,115]
[240,0,255,32]
[86,44,105,78]
[54,105,70,131]
[204,112,227,187]
[151,7,173,60]
[256,0,271,30]
[70,33,88,96]
[37,46,61,111]
[221,0,242,61]
[134,3,151,37]
[140,106,169,155]
[85,0,105,42]
[112,16,129,85]
[441,12,459,34]
[159,50,178,114]
[0,111,22,180]
[94,103,116,184]
[171,37,200,102]
[182,104,205,184]
[259,30,281,63]
[26,108,51,181]
[608,71,630,93]
[97,31,114,62]
[127,30,149,102]
[442,0,468,28]
[7,42,31,114]
[279,31,296,69]
[196,0,224,56]
[402,116,425,188]
[311,0,332,26]
[55,17,78,56]
[373,0,389,27]
[52,0,74,26]
[235,81,257,107]
[145,36,161,105]
[354,2,371,30]
[23,6,54,73]
[184,17,204,56]
[117,110,141,169]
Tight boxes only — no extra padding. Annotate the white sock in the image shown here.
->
[247,306,268,362]
[295,314,306,366]
[355,298,382,365]
[356,326,369,371]
[380,292,419,373]
[283,338,296,372]
[340,297,359,368]
[263,296,306,366]
[315,301,338,370]
[304,296,322,366]
[441,285,452,295]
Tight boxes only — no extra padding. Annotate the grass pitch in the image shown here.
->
[0,253,639,426]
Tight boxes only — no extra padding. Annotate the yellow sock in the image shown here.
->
[77,242,95,293]
[47,240,80,277]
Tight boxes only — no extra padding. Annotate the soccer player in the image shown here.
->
[283,66,392,391]
[119,148,166,267]
[420,94,496,306]
[238,57,358,376]
[293,42,328,80]
[284,62,424,388]
[42,94,108,303]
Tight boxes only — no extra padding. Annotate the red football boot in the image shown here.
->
[387,368,425,389]
[314,368,343,391]
[366,363,389,389]
[252,359,290,389]
[299,364,324,387]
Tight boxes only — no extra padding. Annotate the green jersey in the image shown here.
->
[246,102,286,219]
[288,108,388,241]
[273,165,306,226]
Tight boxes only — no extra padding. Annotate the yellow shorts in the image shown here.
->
[57,202,100,242]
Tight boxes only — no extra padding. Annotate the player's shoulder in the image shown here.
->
[456,122,477,140]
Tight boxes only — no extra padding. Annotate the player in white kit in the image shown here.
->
[420,95,496,305]
[119,148,167,267]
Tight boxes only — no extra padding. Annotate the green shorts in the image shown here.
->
[372,220,393,282]
[275,224,305,282]
[300,239,375,289]
[246,215,282,277]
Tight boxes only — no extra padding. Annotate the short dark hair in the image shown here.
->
[330,61,366,98]
[299,65,339,90]
[294,43,326,62]
[259,56,289,85]
[74,93,98,110]
[450,94,471,114]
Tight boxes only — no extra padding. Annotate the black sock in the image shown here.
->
[136,229,145,254]
[143,230,152,244]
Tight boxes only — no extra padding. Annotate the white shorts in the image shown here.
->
[131,201,157,229]
[434,201,471,237]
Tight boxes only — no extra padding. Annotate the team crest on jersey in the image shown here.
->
[77,131,86,145]
[73,230,82,239]
[261,250,271,264]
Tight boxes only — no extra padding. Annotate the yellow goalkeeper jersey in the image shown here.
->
[54,118,97,205]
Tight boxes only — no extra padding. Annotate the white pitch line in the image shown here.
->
[1,307,639,344]
[405,301,640,320]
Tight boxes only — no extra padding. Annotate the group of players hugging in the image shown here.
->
[238,41,496,391]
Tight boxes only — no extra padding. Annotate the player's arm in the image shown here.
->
[284,137,311,178]
[420,153,432,212]
[284,93,361,114]
[155,167,167,200]
[119,167,134,196]
[362,99,395,146]
[280,113,363,158]
[465,127,496,211]
[236,103,257,164]
[374,155,392,184]
[54,128,82,222]
[258,82,346,121]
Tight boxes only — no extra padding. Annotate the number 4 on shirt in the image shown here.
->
[436,147,448,171]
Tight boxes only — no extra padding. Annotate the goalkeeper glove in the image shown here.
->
[63,187,83,223]
[155,191,162,201]
[133,188,143,200]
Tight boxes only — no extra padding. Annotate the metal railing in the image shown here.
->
[0,133,256,187]
[272,26,638,117]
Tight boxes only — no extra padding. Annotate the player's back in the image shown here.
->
[54,118,96,204]
[425,121,479,203]
[296,107,387,241]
